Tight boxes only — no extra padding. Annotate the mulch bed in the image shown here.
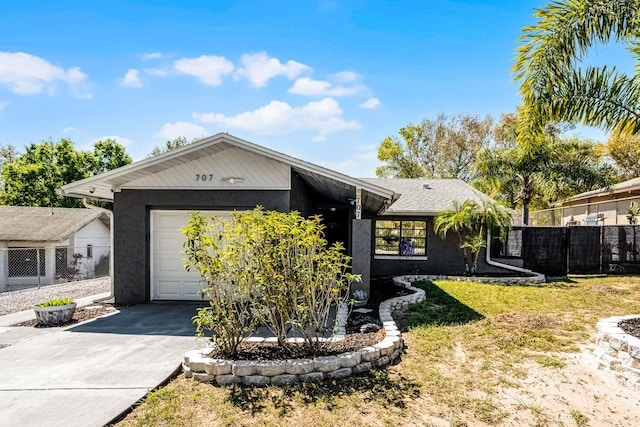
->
[12,304,117,327]
[205,330,386,361]
[619,318,640,340]
[203,281,413,361]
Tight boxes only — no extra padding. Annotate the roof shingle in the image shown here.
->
[0,206,106,242]
[360,178,492,215]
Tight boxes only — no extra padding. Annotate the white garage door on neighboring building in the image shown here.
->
[150,210,229,301]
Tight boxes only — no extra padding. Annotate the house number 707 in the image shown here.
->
[195,174,214,181]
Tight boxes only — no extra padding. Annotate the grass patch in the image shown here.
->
[117,276,640,426]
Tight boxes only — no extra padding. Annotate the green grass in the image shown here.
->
[117,276,640,426]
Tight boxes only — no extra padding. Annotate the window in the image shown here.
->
[8,248,46,277]
[375,220,427,257]
[86,244,93,258]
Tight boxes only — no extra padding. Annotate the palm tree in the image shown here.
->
[514,0,640,142]
[475,133,616,225]
[434,199,512,275]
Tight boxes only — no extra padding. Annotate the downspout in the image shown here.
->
[485,230,542,277]
[83,198,115,302]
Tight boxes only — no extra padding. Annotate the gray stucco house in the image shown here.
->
[60,133,511,305]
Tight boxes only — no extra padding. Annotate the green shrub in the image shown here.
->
[182,208,359,357]
[36,297,74,307]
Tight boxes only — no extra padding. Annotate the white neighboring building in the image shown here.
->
[0,206,110,291]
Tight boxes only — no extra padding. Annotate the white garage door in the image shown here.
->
[150,210,229,301]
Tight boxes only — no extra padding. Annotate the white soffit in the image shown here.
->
[59,133,397,203]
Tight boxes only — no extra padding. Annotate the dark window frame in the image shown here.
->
[374,219,427,257]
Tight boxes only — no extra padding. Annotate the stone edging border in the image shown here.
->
[595,315,640,391]
[393,273,545,286]
[182,281,426,386]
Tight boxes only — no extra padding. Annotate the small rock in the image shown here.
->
[360,323,381,333]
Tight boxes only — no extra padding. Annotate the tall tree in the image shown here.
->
[376,113,494,181]
[514,0,640,142]
[147,136,192,157]
[0,138,131,207]
[602,129,640,180]
[91,139,132,173]
[0,144,19,191]
[475,132,615,225]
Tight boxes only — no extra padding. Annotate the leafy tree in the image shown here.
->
[91,139,132,173]
[474,113,615,224]
[434,199,512,275]
[514,0,640,142]
[0,138,131,207]
[147,136,192,157]
[0,144,19,192]
[602,130,640,180]
[376,113,494,181]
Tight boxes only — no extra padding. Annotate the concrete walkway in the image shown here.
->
[0,302,206,427]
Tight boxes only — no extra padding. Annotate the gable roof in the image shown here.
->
[561,176,640,204]
[361,178,494,216]
[59,133,396,210]
[0,206,107,242]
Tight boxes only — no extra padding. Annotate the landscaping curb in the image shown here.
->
[595,314,640,391]
[392,273,545,286]
[182,281,426,385]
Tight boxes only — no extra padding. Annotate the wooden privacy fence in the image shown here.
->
[491,226,640,276]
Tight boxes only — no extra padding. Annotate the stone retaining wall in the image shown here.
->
[182,281,426,386]
[393,273,545,286]
[595,315,640,391]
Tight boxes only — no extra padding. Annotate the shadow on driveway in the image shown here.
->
[68,303,205,337]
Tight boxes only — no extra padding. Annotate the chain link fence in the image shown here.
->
[0,245,110,292]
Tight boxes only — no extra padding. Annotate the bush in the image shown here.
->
[182,208,359,357]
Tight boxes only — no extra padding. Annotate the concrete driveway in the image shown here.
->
[0,304,207,427]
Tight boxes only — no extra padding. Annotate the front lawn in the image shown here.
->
[116,277,640,426]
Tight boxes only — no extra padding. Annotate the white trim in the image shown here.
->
[60,133,395,202]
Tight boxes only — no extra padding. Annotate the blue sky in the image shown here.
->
[0,1,631,176]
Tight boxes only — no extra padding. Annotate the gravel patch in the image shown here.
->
[0,277,111,315]
[619,317,640,340]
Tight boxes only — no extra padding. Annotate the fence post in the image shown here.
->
[36,248,41,288]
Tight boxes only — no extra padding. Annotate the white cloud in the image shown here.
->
[329,71,360,83]
[62,126,79,133]
[94,135,134,147]
[122,69,143,88]
[145,68,168,76]
[360,97,381,109]
[354,143,379,160]
[0,100,8,112]
[141,52,165,60]
[194,97,360,137]
[0,51,91,97]
[235,52,310,87]
[289,77,365,97]
[156,121,208,140]
[173,55,234,86]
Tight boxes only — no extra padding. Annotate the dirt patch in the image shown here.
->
[619,317,640,339]
[497,347,640,426]
[12,303,117,327]
[489,313,560,330]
